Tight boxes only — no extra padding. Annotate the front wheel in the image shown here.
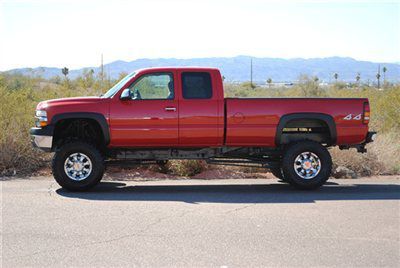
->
[52,141,105,191]
[282,141,332,190]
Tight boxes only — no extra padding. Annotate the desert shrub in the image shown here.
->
[166,160,207,177]
[330,132,400,176]
[0,85,47,175]
[296,75,327,97]
[0,73,116,175]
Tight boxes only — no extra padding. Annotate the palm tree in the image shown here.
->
[266,78,272,88]
[382,66,387,85]
[61,67,69,78]
[356,73,361,83]
[376,73,381,88]
[333,73,339,83]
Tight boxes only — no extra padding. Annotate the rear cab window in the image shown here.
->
[181,72,212,99]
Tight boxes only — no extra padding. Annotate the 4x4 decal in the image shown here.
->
[344,114,362,120]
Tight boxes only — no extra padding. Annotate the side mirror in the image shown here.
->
[120,88,131,100]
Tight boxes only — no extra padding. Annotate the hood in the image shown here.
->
[36,96,110,123]
[37,96,106,110]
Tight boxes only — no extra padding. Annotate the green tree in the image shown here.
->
[77,69,95,88]
[266,78,272,88]
[297,75,324,97]
[356,73,361,83]
[382,66,387,86]
[61,67,69,78]
[333,73,339,83]
[376,72,381,89]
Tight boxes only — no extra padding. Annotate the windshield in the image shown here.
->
[101,72,136,98]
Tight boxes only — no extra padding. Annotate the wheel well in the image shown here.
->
[277,117,334,145]
[53,118,105,149]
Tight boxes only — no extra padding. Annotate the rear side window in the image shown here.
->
[182,72,212,99]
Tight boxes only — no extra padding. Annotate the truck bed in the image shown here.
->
[225,98,369,146]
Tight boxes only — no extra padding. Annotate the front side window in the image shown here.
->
[129,73,174,100]
[182,72,212,99]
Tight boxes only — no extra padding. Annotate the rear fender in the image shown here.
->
[275,113,337,146]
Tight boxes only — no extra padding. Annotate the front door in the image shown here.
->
[109,71,178,147]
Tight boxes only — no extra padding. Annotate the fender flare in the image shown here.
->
[275,113,337,146]
[51,112,110,145]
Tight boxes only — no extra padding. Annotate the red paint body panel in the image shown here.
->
[176,69,224,147]
[109,69,179,147]
[109,99,179,147]
[38,67,370,149]
[43,97,110,125]
[225,98,368,146]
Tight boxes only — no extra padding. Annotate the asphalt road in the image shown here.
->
[1,177,399,267]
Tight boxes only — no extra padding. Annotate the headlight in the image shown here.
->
[35,110,47,117]
[35,110,48,127]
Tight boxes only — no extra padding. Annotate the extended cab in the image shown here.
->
[30,67,376,191]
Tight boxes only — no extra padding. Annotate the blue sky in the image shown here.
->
[0,0,399,70]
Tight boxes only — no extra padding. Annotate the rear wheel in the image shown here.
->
[282,141,332,190]
[52,141,104,191]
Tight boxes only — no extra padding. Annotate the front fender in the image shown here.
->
[50,112,110,145]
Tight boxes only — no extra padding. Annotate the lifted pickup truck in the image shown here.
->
[30,67,376,191]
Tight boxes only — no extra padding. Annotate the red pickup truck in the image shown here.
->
[30,67,376,191]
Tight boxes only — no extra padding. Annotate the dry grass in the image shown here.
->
[0,87,47,175]
[330,132,400,176]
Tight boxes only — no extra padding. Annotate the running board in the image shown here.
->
[206,158,280,169]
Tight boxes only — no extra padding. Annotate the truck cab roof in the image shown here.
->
[134,66,221,73]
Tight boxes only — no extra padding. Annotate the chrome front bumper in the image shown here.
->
[30,127,54,152]
[31,135,53,149]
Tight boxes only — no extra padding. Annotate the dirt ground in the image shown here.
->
[2,165,398,182]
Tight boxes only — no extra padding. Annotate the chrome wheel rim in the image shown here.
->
[293,152,321,179]
[64,153,92,181]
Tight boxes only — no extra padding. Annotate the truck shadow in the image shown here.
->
[55,180,400,204]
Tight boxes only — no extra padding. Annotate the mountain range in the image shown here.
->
[4,56,400,83]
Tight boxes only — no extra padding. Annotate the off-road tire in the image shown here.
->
[52,141,104,191]
[282,141,332,190]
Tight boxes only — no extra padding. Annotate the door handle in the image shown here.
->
[165,107,176,112]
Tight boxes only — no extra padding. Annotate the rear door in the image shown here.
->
[177,70,223,146]
[109,71,179,147]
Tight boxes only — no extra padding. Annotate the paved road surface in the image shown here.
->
[1,177,399,267]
